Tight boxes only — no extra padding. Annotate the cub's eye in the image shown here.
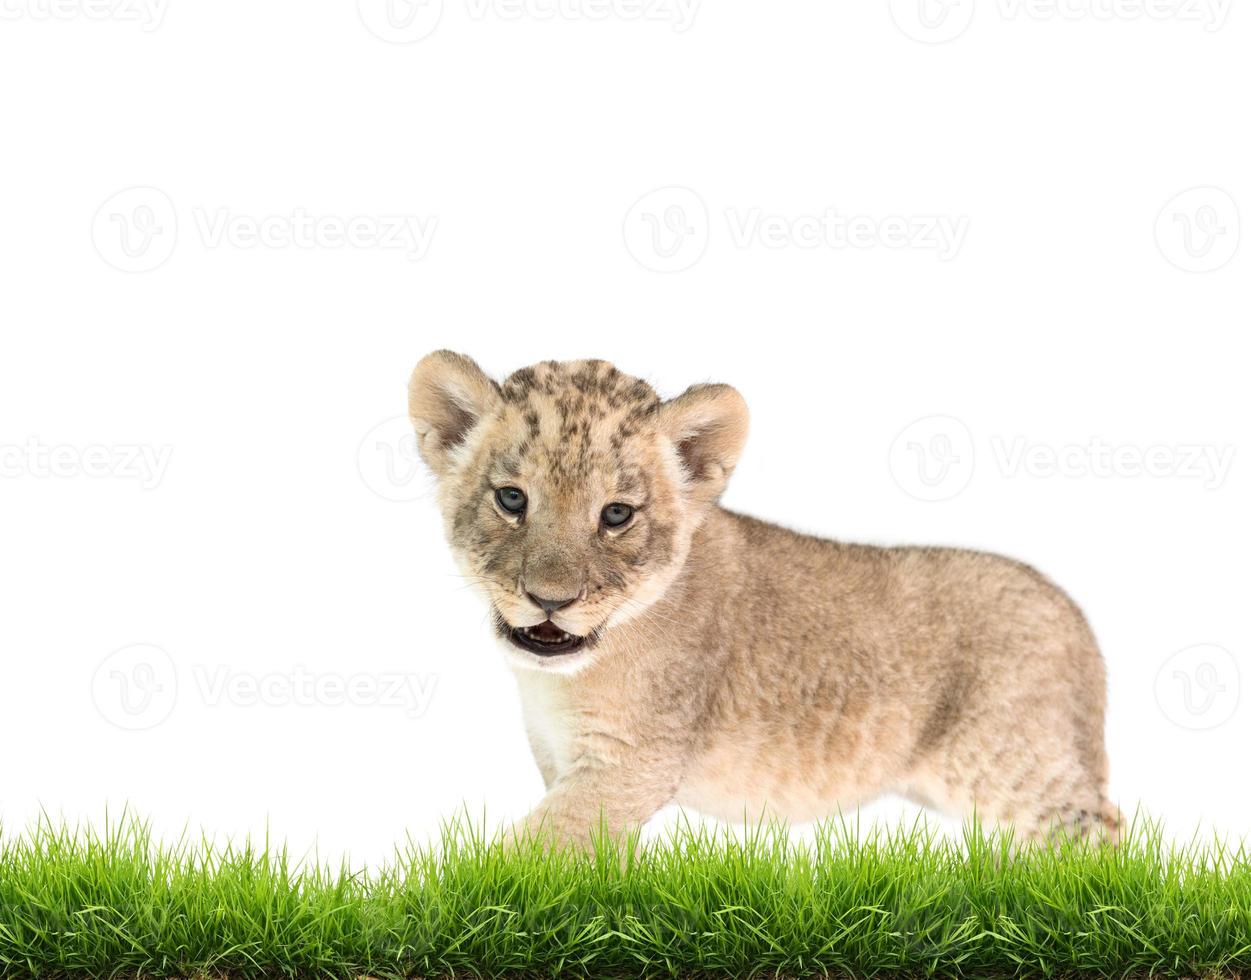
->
[495,486,527,515]
[601,503,634,528]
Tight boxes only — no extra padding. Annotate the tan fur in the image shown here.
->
[409,352,1119,847]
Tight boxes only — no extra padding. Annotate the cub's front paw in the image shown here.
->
[504,809,599,855]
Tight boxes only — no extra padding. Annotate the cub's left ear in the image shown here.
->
[408,350,501,477]
[659,383,749,503]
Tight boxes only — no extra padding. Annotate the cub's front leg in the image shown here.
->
[513,662,694,847]
[517,760,680,846]
[516,755,681,848]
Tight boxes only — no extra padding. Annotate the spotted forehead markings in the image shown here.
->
[500,360,661,415]
[492,361,663,486]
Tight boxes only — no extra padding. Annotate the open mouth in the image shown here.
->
[504,619,588,657]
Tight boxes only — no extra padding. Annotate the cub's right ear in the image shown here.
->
[408,351,500,476]
[659,382,749,505]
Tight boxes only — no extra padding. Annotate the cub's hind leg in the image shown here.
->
[904,683,1115,848]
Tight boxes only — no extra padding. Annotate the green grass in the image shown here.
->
[1,813,1249,979]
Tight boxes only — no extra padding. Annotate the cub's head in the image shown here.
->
[408,352,748,672]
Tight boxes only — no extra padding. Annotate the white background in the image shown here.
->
[0,0,1246,867]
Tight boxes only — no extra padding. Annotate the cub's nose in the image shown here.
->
[525,592,578,614]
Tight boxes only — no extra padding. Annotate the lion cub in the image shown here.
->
[409,352,1118,845]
